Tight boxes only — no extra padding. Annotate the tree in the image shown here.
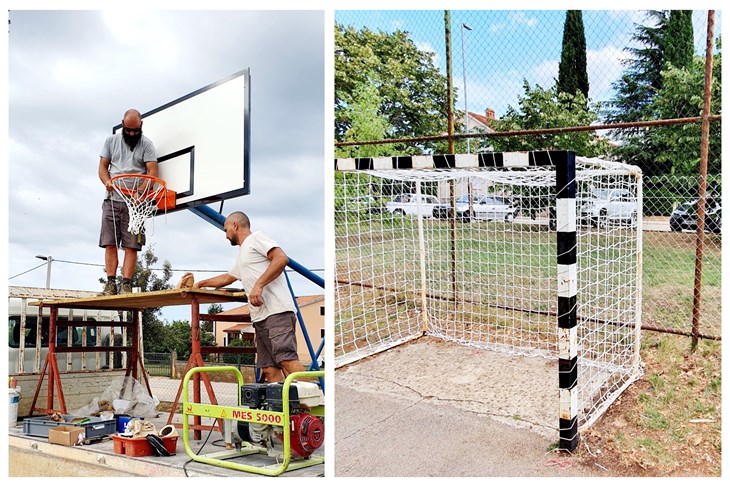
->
[202,303,223,334]
[603,10,695,177]
[664,10,695,71]
[335,79,397,158]
[557,10,589,101]
[651,46,722,175]
[133,247,172,353]
[335,23,450,154]
[166,319,216,358]
[486,81,609,158]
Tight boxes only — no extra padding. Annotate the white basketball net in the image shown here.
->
[111,175,166,235]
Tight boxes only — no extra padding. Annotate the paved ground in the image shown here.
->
[335,337,607,477]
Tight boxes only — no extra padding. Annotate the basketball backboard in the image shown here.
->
[113,68,251,212]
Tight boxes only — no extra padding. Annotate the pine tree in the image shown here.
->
[603,10,695,177]
[556,10,589,100]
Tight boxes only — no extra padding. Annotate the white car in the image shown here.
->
[579,188,638,227]
[433,195,517,222]
[386,193,441,218]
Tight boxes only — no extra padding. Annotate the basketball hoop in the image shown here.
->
[110,174,177,235]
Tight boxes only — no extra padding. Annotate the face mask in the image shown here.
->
[122,127,142,148]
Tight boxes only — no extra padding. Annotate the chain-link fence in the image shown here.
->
[334,9,721,343]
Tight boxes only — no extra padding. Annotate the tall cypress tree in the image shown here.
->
[556,10,589,100]
[664,10,694,70]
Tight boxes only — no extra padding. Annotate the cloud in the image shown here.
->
[7,10,325,323]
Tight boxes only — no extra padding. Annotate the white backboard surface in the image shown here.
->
[114,69,250,211]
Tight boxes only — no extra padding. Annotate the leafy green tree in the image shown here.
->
[557,10,589,101]
[485,81,609,220]
[165,319,216,358]
[651,47,721,175]
[603,10,695,177]
[335,23,450,154]
[202,303,222,334]
[134,247,172,353]
[486,81,609,157]
[335,79,397,158]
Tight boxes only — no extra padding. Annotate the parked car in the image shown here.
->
[343,195,385,215]
[433,195,517,222]
[579,188,638,227]
[670,200,722,234]
[386,193,441,218]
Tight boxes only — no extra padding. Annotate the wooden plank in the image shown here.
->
[201,314,251,322]
[29,288,248,310]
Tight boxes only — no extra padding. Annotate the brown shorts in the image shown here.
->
[253,312,299,369]
[98,199,145,250]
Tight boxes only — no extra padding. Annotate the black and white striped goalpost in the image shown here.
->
[556,151,579,452]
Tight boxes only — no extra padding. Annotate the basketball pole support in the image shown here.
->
[187,205,324,288]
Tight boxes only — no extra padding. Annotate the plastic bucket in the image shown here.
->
[9,388,20,425]
[117,415,144,433]
[117,416,131,433]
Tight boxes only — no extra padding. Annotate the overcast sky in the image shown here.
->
[5,9,325,322]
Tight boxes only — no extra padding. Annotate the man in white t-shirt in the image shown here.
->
[194,211,307,383]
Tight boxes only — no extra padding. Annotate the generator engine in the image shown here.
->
[235,381,324,459]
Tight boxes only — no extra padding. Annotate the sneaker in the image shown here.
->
[120,282,133,294]
[102,280,117,296]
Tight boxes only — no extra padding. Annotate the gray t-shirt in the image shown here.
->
[100,132,157,201]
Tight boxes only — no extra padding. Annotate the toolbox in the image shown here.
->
[23,414,116,440]
[112,434,178,457]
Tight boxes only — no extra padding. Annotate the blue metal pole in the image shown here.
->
[188,205,324,288]
[285,273,324,392]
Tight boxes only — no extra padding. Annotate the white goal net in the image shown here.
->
[334,151,643,437]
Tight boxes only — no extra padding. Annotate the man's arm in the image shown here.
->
[99,157,113,191]
[145,161,159,178]
[194,273,237,289]
[141,161,159,192]
[247,247,288,307]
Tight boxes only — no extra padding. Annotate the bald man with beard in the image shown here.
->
[98,109,158,295]
[194,211,310,384]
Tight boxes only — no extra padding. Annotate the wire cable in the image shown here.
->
[9,262,49,280]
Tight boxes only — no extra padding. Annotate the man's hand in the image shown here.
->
[248,283,264,307]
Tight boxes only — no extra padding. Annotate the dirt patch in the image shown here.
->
[570,333,721,476]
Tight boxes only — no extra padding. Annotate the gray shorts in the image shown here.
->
[253,312,299,369]
[98,199,145,250]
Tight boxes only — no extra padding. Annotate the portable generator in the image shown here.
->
[181,366,325,476]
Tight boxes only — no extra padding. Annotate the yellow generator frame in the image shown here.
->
[182,366,325,476]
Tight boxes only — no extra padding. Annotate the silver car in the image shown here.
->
[433,195,517,222]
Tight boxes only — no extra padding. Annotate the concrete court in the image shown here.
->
[335,337,606,477]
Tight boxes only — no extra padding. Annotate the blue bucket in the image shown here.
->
[117,415,144,433]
